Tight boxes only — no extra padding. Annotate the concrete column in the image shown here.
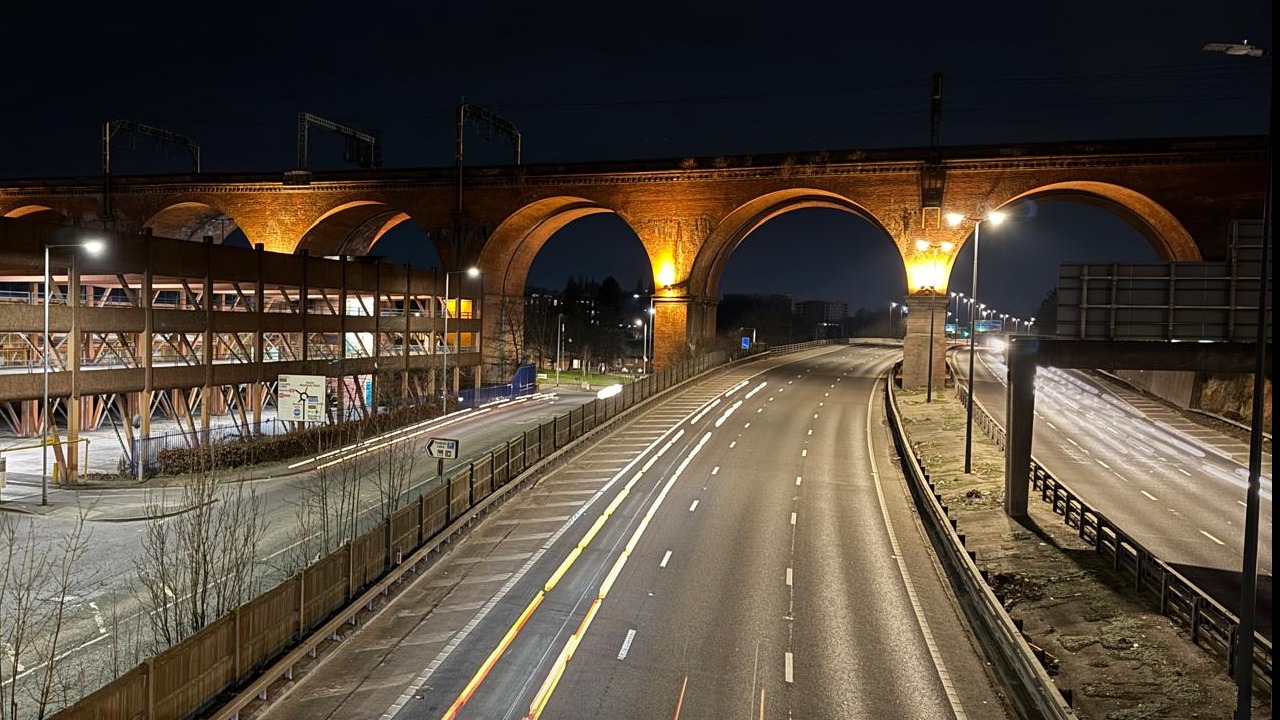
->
[902,293,948,391]
[1004,335,1037,519]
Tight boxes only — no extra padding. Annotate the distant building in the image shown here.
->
[794,299,848,323]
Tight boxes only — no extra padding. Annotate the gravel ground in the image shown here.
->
[893,387,1271,720]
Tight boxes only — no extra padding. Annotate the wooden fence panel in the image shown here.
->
[423,483,447,534]
[448,471,470,519]
[303,547,350,631]
[390,501,420,559]
[237,579,300,680]
[351,528,388,590]
[472,454,494,500]
[151,614,236,720]
[49,664,148,720]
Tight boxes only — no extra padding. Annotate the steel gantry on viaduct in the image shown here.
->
[0,133,1268,481]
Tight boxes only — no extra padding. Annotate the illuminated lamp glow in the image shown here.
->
[596,384,623,400]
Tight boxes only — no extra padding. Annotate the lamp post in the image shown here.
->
[635,318,648,374]
[440,267,479,410]
[947,210,1006,473]
[889,301,897,336]
[925,287,937,402]
[1204,39,1269,720]
[555,313,564,386]
[42,239,104,506]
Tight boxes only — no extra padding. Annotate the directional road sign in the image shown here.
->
[427,437,459,460]
[278,374,325,423]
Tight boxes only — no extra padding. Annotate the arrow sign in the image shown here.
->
[427,437,459,460]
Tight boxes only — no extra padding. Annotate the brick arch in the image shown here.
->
[999,181,1200,261]
[144,202,241,244]
[294,201,433,259]
[690,189,894,300]
[479,196,621,298]
[2,204,65,224]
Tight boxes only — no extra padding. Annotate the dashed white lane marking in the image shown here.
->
[784,651,794,683]
[786,568,793,587]
[1140,490,1158,501]
[689,500,699,512]
[795,476,802,486]
[617,629,636,660]
[801,449,807,457]
[712,466,720,475]
[790,512,797,526]
[1200,530,1225,545]
[660,551,672,568]
[1096,459,1111,469]
[89,601,107,635]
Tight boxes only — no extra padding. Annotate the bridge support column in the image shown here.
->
[1004,335,1036,519]
[651,295,689,371]
[901,293,947,391]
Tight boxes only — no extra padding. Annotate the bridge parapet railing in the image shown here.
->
[950,358,1272,693]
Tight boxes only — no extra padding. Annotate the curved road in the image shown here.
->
[1,390,596,716]
[260,344,1013,720]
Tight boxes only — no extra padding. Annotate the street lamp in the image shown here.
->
[947,210,1006,473]
[42,239,104,505]
[1205,39,1269,720]
[925,286,938,402]
[555,313,564,386]
[634,318,648,374]
[440,266,479,410]
[889,301,897,337]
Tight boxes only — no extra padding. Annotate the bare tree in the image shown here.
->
[0,511,92,720]
[134,467,266,651]
[371,438,422,523]
[275,457,362,577]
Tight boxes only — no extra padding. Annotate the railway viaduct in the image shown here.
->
[1,134,1267,391]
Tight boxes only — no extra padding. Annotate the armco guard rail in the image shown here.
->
[50,347,757,720]
[951,358,1273,694]
[885,364,1077,719]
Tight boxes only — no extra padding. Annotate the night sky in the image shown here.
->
[2,2,1271,320]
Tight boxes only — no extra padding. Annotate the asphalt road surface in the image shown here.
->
[260,345,1014,720]
[964,345,1272,638]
